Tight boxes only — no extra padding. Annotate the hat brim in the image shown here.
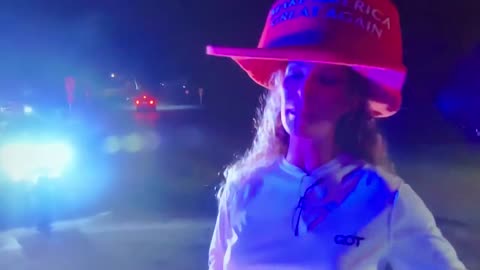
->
[207,45,407,118]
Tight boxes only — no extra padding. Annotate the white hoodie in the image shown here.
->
[208,157,466,270]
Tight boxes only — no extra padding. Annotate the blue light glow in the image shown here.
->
[0,141,74,182]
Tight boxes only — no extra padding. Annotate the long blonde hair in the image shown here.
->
[218,68,394,198]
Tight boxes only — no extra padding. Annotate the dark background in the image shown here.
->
[1,1,480,269]
[1,0,479,145]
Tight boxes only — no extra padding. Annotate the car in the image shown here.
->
[0,100,33,116]
[0,107,109,232]
[134,94,157,112]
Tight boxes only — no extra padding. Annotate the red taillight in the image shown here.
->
[135,100,140,105]
[143,95,147,99]
[149,100,154,105]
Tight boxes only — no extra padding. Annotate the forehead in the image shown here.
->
[286,61,349,75]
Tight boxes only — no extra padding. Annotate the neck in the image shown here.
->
[285,133,336,174]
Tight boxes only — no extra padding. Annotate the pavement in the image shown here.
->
[0,209,478,270]
[0,101,479,269]
[0,212,213,270]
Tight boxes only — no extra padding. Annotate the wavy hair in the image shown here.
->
[218,68,394,198]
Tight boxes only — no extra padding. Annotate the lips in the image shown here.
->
[285,105,322,122]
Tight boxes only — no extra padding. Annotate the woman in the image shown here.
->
[206,0,466,269]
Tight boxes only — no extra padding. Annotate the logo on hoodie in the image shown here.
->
[334,234,365,247]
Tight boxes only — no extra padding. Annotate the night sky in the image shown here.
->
[1,0,479,143]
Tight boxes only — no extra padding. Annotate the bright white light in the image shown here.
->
[110,73,116,78]
[0,142,74,182]
[23,105,33,114]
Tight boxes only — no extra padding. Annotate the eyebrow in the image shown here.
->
[286,62,311,73]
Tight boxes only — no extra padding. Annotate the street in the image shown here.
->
[1,0,479,268]
[0,102,479,269]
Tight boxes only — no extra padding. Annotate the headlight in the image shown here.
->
[23,105,33,114]
[0,142,74,182]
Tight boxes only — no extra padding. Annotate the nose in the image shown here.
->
[285,78,317,108]
[284,86,303,105]
[284,77,308,101]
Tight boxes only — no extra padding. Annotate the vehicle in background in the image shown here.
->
[0,110,110,232]
[0,100,34,116]
[0,86,112,232]
[134,93,157,112]
[107,77,204,107]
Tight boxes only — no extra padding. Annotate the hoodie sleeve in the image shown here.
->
[209,185,235,270]
[386,183,466,270]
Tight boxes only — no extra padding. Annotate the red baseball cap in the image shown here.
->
[206,0,407,118]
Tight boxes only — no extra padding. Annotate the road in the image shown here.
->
[0,212,213,270]
[0,101,479,269]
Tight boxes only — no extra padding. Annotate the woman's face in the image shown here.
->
[280,62,358,138]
